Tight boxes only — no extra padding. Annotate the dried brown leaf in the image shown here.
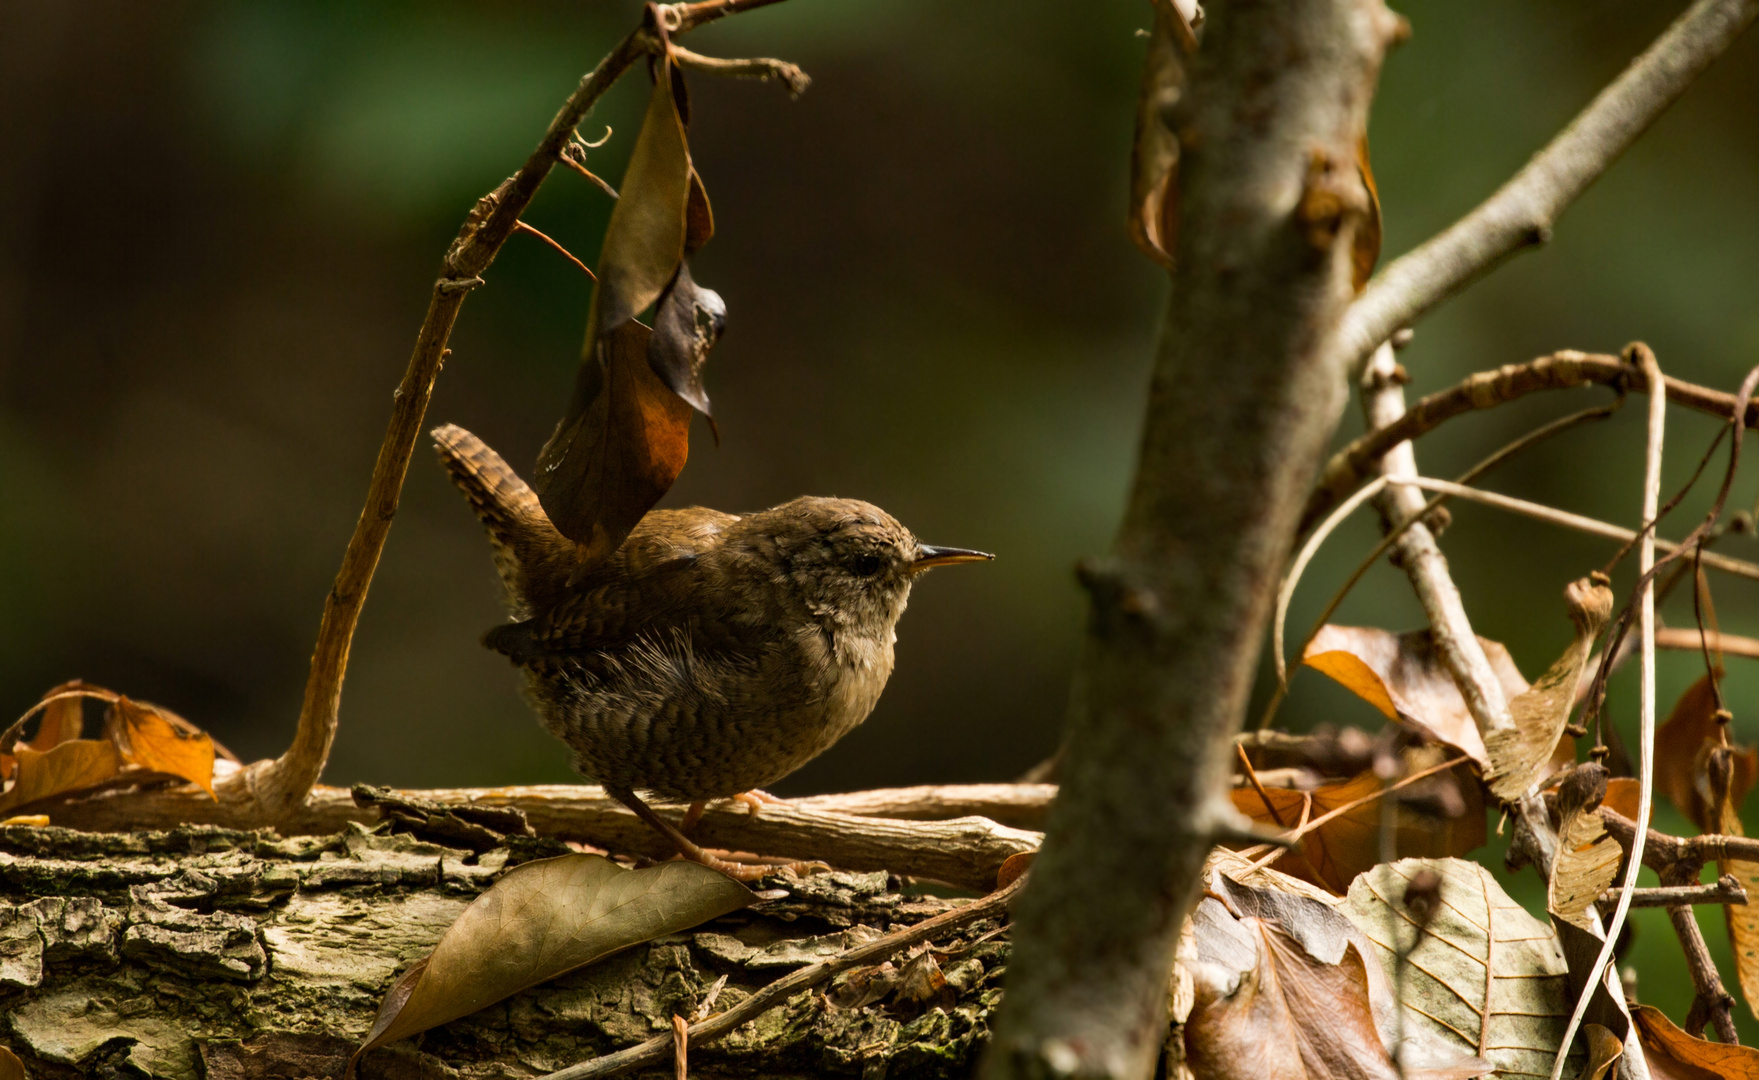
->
[1231,763,1484,895]
[1575,1024,1622,1080]
[1710,773,1759,1022]
[1602,777,1645,823]
[1127,5,1183,269]
[28,685,84,750]
[0,1045,23,1080]
[536,54,723,560]
[535,320,695,563]
[1352,134,1381,292]
[1184,899,1399,1080]
[1549,764,1621,931]
[1656,670,1755,833]
[1632,1002,1759,1078]
[0,739,123,815]
[1486,577,1614,801]
[106,696,216,797]
[354,854,751,1059]
[1303,625,1530,768]
[1347,858,1577,1080]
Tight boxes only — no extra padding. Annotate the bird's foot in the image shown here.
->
[730,789,784,817]
[688,851,827,882]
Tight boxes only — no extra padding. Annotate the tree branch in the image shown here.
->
[983,2,1403,1076]
[1333,0,1759,372]
[1302,349,1759,530]
[33,784,1041,893]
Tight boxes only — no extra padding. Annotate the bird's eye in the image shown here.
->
[851,553,885,577]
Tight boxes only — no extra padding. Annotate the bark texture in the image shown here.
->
[982,2,1400,1077]
[0,823,1009,1080]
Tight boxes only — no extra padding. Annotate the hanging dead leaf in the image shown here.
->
[0,739,123,816]
[1632,1002,1759,1078]
[106,696,217,797]
[353,854,751,1063]
[1704,753,1759,1023]
[1127,4,1186,270]
[1548,763,1621,931]
[1486,576,1614,801]
[1352,134,1382,292]
[1231,761,1484,895]
[1656,670,1755,833]
[1602,777,1646,823]
[1303,625,1530,768]
[647,260,724,419]
[535,49,724,562]
[1346,857,1578,1080]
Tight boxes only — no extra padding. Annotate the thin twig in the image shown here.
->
[1333,0,1759,372]
[1385,477,1759,583]
[1303,349,1759,532]
[1656,627,1759,661]
[1555,349,1666,1080]
[1603,876,1747,908]
[560,152,621,199]
[669,43,810,95]
[538,874,1025,1080]
[514,221,598,281]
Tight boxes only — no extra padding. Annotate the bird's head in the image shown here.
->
[746,497,991,633]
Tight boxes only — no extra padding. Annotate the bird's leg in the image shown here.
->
[606,785,792,883]
[679,800,708,834]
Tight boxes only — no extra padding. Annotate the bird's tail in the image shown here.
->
[431,424,571,618]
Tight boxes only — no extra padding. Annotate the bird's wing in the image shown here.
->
[527,506,741,653]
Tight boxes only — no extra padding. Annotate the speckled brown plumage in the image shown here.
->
[432,424,989,873]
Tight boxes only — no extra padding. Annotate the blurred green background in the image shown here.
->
[2,0,1757,1039]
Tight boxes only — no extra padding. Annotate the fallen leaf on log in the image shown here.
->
[1231,759,1484,895]
[1486,576,1613,801]
[1631,1002,1759,1078]
[0,684,218,815]
[0,1044,24,1080]
[1303,625,1529,768]
[1346,857,1577,1079]
[1549,763,1622,931]
[535,50,725,563]
[352,854,752,1066]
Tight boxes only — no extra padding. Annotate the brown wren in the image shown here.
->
[432,424,991,878]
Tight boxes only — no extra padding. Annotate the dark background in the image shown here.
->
[3,0,1757,1035]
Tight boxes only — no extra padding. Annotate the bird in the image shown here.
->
[431,423,992,879]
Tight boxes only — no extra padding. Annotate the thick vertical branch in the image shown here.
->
[982,2,1401,1077]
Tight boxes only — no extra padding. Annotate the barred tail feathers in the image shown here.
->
[431,423,569,618]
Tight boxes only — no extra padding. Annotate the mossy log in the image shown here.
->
[0,822,1008,1080]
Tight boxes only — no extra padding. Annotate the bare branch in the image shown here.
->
[1303,349,1759,530]
[1334,0,1759,371]
[1656,627,1759,660]
[1604,876,1747,908]
[37,783,1041,892]
[669,44,811,95]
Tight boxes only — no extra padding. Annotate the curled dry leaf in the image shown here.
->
[1631,1002,1759,1078]
[1181,856,1492,1080]
[1486,576,1614,802]
[1575,1024,1622,1080]
[1656,670,1755,833]
[0,740,122,817]
[352,854,752,1063]
[0,1045,24,1080]
[1303,625,1530,768]
[106,696,216,796]
[535,50,725,563]
[1549,763,1622,931]
[1347,858,1578,1080]
[1231,760,1485,895]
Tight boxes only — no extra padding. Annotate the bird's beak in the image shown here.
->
[910,545,995,573]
